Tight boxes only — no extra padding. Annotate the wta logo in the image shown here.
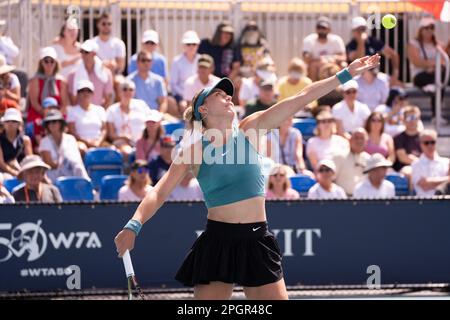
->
[0,220,102,263]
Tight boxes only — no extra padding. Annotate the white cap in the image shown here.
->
[342,79,359,91]
[145,109,163,122]
[80,39,99,53]
[352,16,367,29]
[76,79,94,92]
[120,79,136,90]
[181,30,200,44]
[363,153,392,174]
[39,46,57,60]
[142,30,159,44]
[1,108,23,123]
[317,159,336,172]
[0,20,6,26]
[419,16,435,28]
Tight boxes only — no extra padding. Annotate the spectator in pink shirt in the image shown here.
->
[265,164,300,200]
[135,109,165,162]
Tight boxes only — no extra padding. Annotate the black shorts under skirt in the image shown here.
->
[175,219,284,287]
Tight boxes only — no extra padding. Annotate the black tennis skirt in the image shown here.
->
[175,219,284,287]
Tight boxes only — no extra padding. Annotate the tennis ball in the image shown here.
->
[382,14,397,29]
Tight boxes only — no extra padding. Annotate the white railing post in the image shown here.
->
[435,48,450,133]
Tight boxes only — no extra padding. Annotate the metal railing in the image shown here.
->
[435,48,450,132]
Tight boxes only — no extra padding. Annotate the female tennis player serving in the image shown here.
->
[115,54,380,300]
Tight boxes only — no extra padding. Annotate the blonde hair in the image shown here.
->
[288,58,307,74]
[318,62,341,80]
[268,164,294,191]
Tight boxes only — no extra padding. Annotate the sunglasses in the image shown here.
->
[101,22,112,26]
[370,118,383,123]
[122,87,134,92]
[80,50,90,55]
[144,41,156,45]
[43,58,55,64]
[421,140,436,146]
[318,167,333,173]
[317,119,334,124]
[405,115,419,122]
[185,43,198,47]
[78,88,93,94]
[46,120,61,124]
[139,58,152,63]
[273,173,286,177]
[423,25,435,30]
[135,167,149,174]
[355,26,367,33]
[344,89,357,95]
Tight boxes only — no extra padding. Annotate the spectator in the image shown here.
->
[67,39,114,107]
[332,80,370,138]
[239,59,276,106]
[236,20,272,78]
[148,135,176,184]
[39,109,89,183]
[355,68,389,111]
[244,78,277,117]
[135,109,165,162]
[0,108,32,177]
[364,112,395,163]
[374,88,408,137]
[316,63,344,107]
[169,31,201,117]
[67,80,107,155]
[27,47,69,144]
[333,128,370,196]
[106,79,149,160]
[302,16,347,81]
[182,54,220,106]
[118,160,153,201]
[0,81,18,116]
[0,20,19,65]
[306,110,349,170]
[435,168,450,195]
[277,58,313,102]
[168,172,203,201]
[393,105,422,175]
[93,12,126,74]
[308,159,347,199]
[407,16,449,124]
[127,51,167,112]
[266,116,311,176]
[198,21,241,79]
[346,16,401,86]
[265,164,300,200]
[0,173,14,203]
[353,153,395,198]
[0,54,20,103]
[412,129,449,197]
[12,155,62,203]
[52,18,81,79]
[128,29,168,80]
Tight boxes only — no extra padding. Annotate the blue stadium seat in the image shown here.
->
[163,121,185,135]
[55,177,94,201]
[100,175,128,201]
[84,148,123,190]
[289,174,316,197]
[128,150,136,165]
[3,178,22,193]
[385,173,410,196]
[25,122,34,139]
[292,118,317,140]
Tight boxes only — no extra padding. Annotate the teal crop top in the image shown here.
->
[196,126,266,208]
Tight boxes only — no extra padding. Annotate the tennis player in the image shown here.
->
[115,54,380,300]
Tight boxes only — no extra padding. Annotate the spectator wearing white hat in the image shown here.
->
[27,47,69,145]
[66,80,107,155]
[265,164,300,201]
[135,109,165,162]
[0,108,32,177]
[307,159,347,199]
[52,18,82,79]
[106,79,150,160]
[67,39,113,108]
[332,79,371,139]
[93,12,126,74]
[0,172,14,203]
[12,155,62,203]
[128,29,168,81]
[169,31,201,117]
[0,19,19,65]
[353,153,395,198]
[0,54,20,104]
[346,16,402,87]
[302,16,347,81]
[407,16,449,125]
[411,129,449,197]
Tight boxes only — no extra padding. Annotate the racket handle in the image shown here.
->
[122,250,135,277]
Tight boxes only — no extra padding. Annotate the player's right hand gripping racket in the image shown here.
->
[122,250,145,300]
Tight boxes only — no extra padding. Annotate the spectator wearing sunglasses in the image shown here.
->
[408,16,449,125]
[93,12,126,75]
[128,29,168,81]
[118,160,153,202]
[364,112,395,163]
[265,164,299,200]
[333,128,370,196]
[393,105,422,174]
[308,159,346,199]
[411,129,449,197]
[332,80,370,139]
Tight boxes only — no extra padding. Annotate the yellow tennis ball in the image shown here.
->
[382,14,397,29]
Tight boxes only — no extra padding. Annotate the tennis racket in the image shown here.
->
[122,250,145,300]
